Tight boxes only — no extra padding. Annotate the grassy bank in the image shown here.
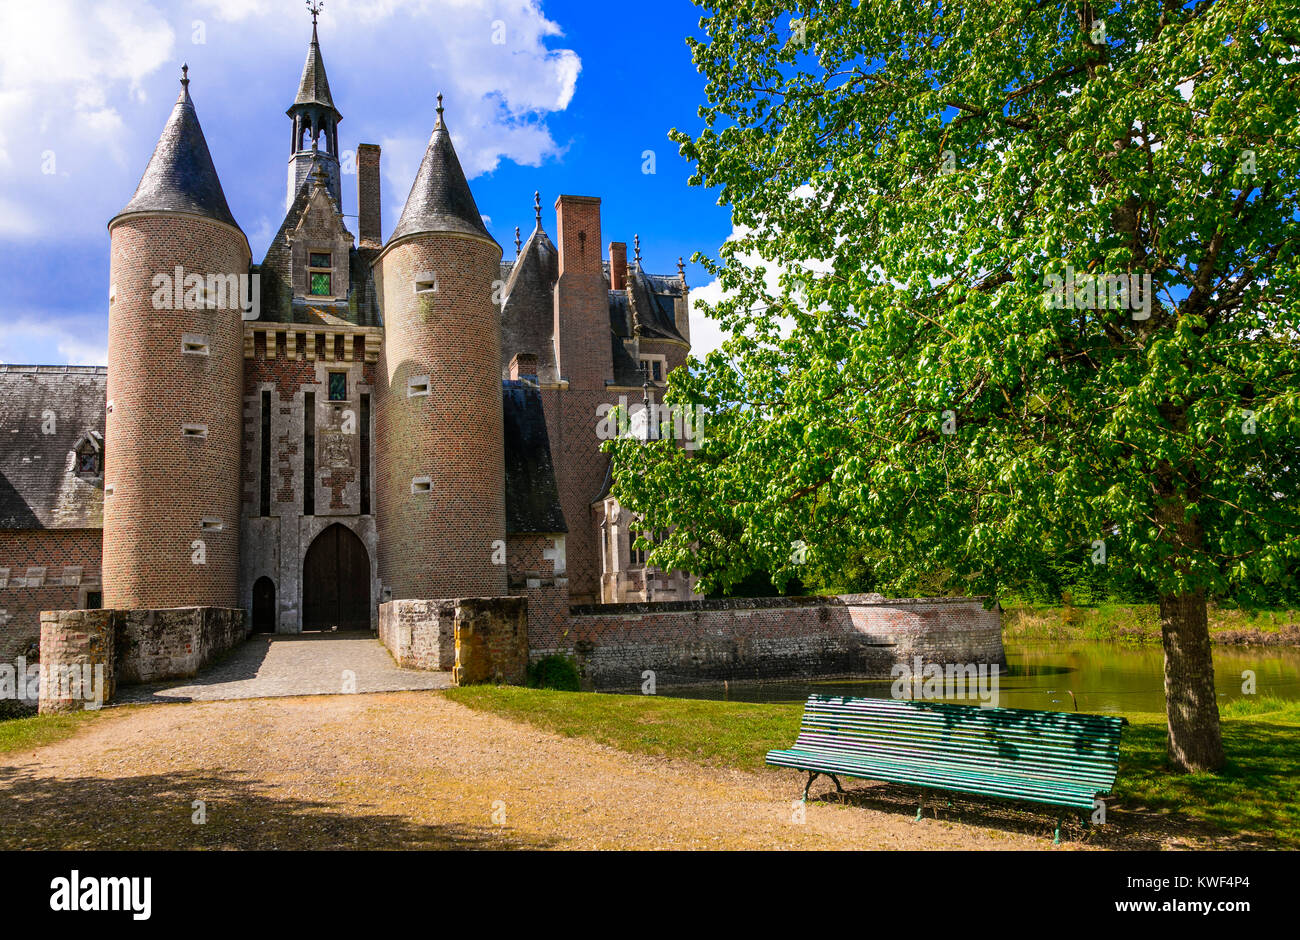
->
[446,686,1300,847]
[0,709,101,756]
[1003,601,1300,644]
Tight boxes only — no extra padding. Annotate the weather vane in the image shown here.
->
[306,1,323,26]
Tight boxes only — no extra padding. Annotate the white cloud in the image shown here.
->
[0,314,108,366]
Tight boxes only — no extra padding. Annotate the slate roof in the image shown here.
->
[115,78,240,231]
[0,367,106,530]
[389,119,496,244]
[499,225,559,383]
[290,24,341,118]
[502,380,566,534]
[625,264,686,342]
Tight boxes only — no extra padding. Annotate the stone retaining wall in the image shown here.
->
[37,606,247,713]
[538,594,1004,691]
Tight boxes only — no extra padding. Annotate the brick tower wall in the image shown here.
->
[374,234,507,600]
[103,215,249,608]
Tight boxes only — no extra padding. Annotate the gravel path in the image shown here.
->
[113,633,450,704]
[0,691,1089,850]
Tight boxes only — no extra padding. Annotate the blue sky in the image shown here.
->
[0,0,734,365]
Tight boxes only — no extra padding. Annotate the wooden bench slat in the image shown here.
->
[766,695,1127,820]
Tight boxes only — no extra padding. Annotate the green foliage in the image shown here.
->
[527,654,582,692]
[611,1,1300,609]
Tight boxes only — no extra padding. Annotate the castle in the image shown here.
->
[0,20,702,662]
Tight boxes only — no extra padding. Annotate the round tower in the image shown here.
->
[374,96,506,600]
[103,66,250,609]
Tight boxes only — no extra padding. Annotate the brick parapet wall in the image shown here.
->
[0,529,103,662]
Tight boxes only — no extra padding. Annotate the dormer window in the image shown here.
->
[72,432,103,478]
[308,252,332,296]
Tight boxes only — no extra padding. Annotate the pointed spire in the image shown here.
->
[290,3,339,118]
[514,226,522,257]
[389,98,496,245]
[114,66,240,231]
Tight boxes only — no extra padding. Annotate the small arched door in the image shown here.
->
[302,523,371,631]
[252,577,277,633]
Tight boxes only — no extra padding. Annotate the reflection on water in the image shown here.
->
[656,641,1300,714]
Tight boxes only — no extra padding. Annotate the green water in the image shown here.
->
[659,641,1300,714]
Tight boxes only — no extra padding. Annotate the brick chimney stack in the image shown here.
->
[357,143,382,248]
[609,241,627,291]
[553,195,613,389]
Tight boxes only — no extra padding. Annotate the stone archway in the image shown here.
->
[252,577,277,633]
[302,523,371,632]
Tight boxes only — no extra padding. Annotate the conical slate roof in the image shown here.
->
[390,117,495,244]
[290,24,340,117]
[116,73,239,230]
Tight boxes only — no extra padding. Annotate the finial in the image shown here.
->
[633,234,642,264]
[180,63,189,93]
[307,1,323,27]
[534,191,542,226]
[514,226,522,257]
[677,256,685,278]
[436,93,444,126]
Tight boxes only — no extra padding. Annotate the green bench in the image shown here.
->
[766,694,1127,842]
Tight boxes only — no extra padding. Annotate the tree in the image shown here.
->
[610,0,1300,772]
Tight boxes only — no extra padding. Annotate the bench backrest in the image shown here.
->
[794,695,1126,792]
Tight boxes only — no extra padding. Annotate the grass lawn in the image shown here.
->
[446,685,1300,847]
[1003,601,1300,643]
[0,709,102,756]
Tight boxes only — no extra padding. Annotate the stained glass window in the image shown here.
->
[328,372,347,401]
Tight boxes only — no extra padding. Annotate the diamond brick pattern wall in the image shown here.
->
[0,529,102,661]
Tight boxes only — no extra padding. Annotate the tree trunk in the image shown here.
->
[1159,588,1225,772]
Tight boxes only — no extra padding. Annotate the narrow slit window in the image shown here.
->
[414,273,438,294]
[407,375,430,397]
[411,476,432,494]
[182,424,209,440]
[259,390,272,517]
[182,334,210,356]
[304,392,315,516]
[360,393,371,516]
[200,517,224,532]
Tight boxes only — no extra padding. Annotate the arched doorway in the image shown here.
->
[252,577,277,633]
[302,523,371,631]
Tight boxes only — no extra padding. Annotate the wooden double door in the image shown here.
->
[302,523,371,632]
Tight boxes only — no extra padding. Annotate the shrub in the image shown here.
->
[527,654,581,691]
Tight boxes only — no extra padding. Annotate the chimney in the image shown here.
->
[357,143,382,248]
[609,242,627,291]
[509,352,538,381]
[553,195,613,389]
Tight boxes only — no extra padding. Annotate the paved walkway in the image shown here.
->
[113,633,451,704]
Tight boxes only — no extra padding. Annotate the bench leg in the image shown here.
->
[802,771,820,802]
[1053,817,1062,845]
[829,774,844,794]
[915,789,926,822]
